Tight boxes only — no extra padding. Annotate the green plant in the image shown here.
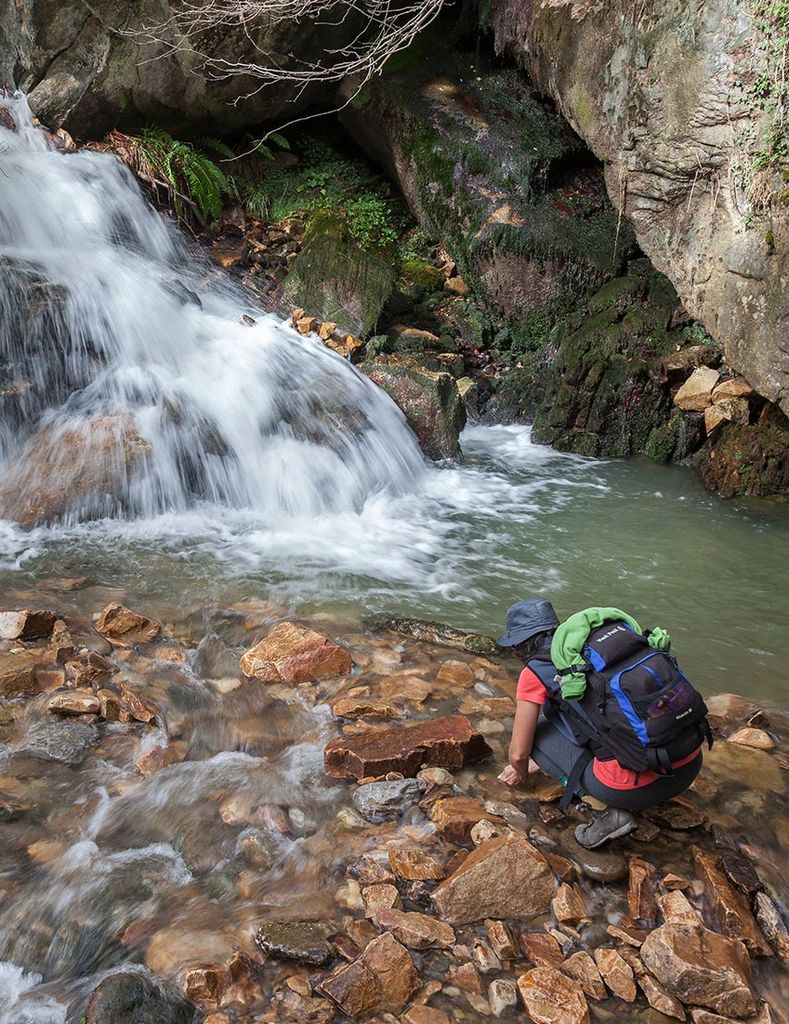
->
[234,137,407,254]
[135,128,233,223]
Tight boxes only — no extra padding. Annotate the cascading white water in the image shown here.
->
[0,94,426,526]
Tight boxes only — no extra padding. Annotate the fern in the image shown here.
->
[136,127,232,224]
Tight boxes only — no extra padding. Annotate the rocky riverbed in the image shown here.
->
[0,589,787,1024]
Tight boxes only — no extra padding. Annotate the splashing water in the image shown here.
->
[0,93,425,525]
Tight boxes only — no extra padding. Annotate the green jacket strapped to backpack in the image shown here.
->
[551,606,671,699]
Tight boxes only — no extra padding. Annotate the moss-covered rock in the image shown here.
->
[284,215,394,337]
[338,33,632,347]
[698,418,789,498]
[361,356,466,460]
[489,263,712,460]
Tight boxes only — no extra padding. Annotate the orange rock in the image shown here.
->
[318,932,419,1017]
[373,908,455,950]
[727,726,774,750]
[388,847,444,881]
[332,698,403,720]
[96,603,160,647]
[552,882,588,924]
[517,966,590,1024]
[561,951,606,1001]
[431,796,506,844]
[241,622,351,684]
[47,688,100,715]
[136,741,188,776]
[594,947,637,1002]
[0,652,40,697]
[119,683,160,724]
[324,714,490,781]
[432,832,555,924]
[692,847,771,956]
[628,857,658,921]
[0,609,56,640]
[520,931,563,967]
[65,651,116,687]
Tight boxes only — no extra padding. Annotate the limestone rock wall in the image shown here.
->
[0,0,361,138]
[487,0,789,414]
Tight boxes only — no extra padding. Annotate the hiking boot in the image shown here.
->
[574,807,637,849]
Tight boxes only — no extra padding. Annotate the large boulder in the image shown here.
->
[431,831,556,924]
[640,923,758,1018]
[486,0,788,417]
[698,418,789,497]
[323,714,491,780]
[0,415,150,527]
[339,41,628,335]
[1,0,366,138]
[284,215,395,338]
[362,356,466,460]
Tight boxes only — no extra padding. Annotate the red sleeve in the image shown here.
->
[516,667,548,704]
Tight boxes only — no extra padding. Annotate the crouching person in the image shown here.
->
[497,600,710,849]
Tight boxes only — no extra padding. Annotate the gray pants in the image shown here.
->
[531,715,703,812]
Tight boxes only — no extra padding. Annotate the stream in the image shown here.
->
[0,93,788,1022]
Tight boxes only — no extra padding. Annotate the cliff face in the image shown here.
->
[0,0,361,137]
[488,0,789,414]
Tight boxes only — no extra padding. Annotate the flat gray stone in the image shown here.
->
[24,719,99,765]
[352,778,426,823]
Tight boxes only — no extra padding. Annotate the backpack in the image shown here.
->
[529,620,712,803]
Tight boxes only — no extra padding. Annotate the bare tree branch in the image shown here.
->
[134,0,446,101]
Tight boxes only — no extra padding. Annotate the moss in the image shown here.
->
[400,259,445,292]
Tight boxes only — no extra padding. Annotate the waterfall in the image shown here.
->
[0,94,425,527]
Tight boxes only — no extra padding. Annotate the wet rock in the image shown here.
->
[256,921,334,966]
[705,694,769,736]
[448,960,482,992]
[0,651,39,697]
[136,741,188,776]
[645,796,707,830]
[552,883,587,924]
[488,978,518,1017]
[96,602,161,647]
[432,796,506,844]
[561,951,606,1001]
[352,778,426,823]
[374,908,455,950]
[193,634,239,680]
[663,874,692,891]
[50,619,76,663]
[637,971,687,1021]
[487,920,517,961]
[593,948,637,1002]
[97,687,122,720]
[628,857,659,921]
[416,766,454,786]
[0,609,56,640]
[85,969,196,1024]
[517,966,590,1024]
[573,845,627,884]
[472,936,502,973]
[332,698,404,720]
[640,923,757,1018]
[674,368,721,412]
[753,891,789,962]
[690,1005,774,1024]
[362,357,466,461]
[47,688,100,715]
[606,921,649,946]
[432,831,555,924]
[389,848,444,881]
[719,854,762,897]
[241,622,351,684]
[659,891,703,926]
[318,931,419,1017]
[402,1007,451,1024]
[65,651,116,687]
[520,931,563,967]
[118,684,160,725]
[458,696,515,717]
[362,883,401,917]
[324,714,490,780]
[364,615,499,656]
[24,719,99,764]
[349,853,395,886]
[726,727,774,750]
[692,848,770,957]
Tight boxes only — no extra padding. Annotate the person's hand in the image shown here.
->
[497,764,523,787]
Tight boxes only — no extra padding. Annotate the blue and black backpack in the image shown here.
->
[528,620,713,803]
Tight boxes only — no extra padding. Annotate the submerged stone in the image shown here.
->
[255,920,334,966]
[318,931,419,1017]
[96,602,161,647]
[85,969,196,1024]
[352,778,426,823]
[24,719,99,765]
